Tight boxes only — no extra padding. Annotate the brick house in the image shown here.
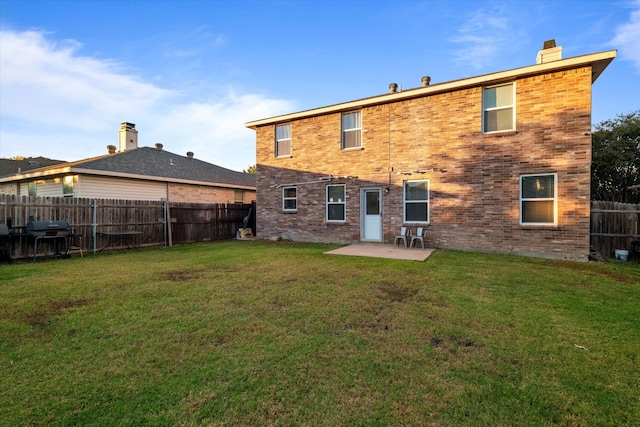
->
[0,123,256,203]
[246,42,616,261]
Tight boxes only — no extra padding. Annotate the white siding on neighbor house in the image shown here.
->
[22,178,63,197]
[78,175,167,200]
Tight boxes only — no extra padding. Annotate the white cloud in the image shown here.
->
[611,0,640,73]
[148,92,293,170]
[449,5,525,69]
[0,29,294,171]
[0,30,170,130]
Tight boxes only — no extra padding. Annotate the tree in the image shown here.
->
[243,164,256,174]
[591,110,640,203]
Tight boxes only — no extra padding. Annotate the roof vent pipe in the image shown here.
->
[187,151,194,159]
[107,145,117,154]
[421,76,431,87]
[155,143,163,151]
[389,83,398,93]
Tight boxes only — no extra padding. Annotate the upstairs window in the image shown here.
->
[275,123,291,157]
[326,184,346,222]
[342,111,361,149]
[282,187,297,211]
[483,83,514,132]
[404,180,429,223]
[520,174,557,225]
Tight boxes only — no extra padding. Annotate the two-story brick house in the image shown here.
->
[246,42,615,261]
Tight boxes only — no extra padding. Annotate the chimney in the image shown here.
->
[536,39,562,64]
[107,145,117,155]
[187,151,194,159]
[155,143,163,151]
[389,83,398,93]
[421,76,431,87]
[118,122,138,152]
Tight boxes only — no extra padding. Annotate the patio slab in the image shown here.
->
[324,243,435,261]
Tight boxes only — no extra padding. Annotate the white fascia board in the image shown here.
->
[0,167,255,191]
[245,50,616,129]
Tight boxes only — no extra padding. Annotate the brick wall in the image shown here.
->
[254,67,593,261]
[168,183,256,204]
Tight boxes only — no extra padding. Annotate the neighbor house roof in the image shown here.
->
[0,157,66,178]
[245,49,616,128]
[0,147,255,190]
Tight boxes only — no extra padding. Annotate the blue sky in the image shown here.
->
[1,0,639,172]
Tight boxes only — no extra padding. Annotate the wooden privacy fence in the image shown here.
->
[0,194,255,260]
[591,201,640,259]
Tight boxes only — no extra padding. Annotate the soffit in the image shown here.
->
[245,50,616,129]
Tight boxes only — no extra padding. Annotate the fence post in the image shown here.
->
[91,199,97,254]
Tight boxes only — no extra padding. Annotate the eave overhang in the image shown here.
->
[0,167,256,191]
[245,50,616,129]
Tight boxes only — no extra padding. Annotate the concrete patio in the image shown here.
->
[324,243,435,261]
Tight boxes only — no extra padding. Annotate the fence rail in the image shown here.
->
[0,194,254,260]
[590,201,640,259]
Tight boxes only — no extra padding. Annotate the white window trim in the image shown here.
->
[326,184,346,222]
[282,186,297,212]
[341,111,362,150]
[519,173,558,226]
[403,180,430,224]
[275,123,292,158]
[482,82,516,133]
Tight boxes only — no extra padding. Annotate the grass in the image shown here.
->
[1,241,638,426]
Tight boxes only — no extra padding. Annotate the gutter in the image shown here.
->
[245,50,616,129]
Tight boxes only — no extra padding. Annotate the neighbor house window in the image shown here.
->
[234,189,244,203]
[275,123,292,157]
[483,83,514,132]
[342,111,361,149]
[28,181,37,197]
[404,180,429,223]
[283,187,297,211]
[63,175,76,197]
[520,173,557,225]
[326,184,346,222]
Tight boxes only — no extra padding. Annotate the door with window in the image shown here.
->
[361,188,382,242]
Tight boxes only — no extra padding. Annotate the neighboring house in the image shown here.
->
[0,123,256,203]
[246,41,616,261]
[0,157,66,178]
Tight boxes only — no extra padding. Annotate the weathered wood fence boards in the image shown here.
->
[0,194,254,259]
[590,201,640,259]
[168,202,253,243]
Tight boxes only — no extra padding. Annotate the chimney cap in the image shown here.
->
[543,39,556,49]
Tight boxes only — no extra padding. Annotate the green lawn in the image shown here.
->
[1,241,638,426]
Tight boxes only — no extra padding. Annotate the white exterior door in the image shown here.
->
[361,188,382,242]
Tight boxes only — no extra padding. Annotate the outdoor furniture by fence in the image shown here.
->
[394,227,410,248]
[68,233,83,257]
[97,231,143,251]
[0,225,10,262]
[25,220,71,261]
[410,227,427,249]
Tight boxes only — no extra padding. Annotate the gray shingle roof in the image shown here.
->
[0,157,66,177]
[76,147,255,188]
